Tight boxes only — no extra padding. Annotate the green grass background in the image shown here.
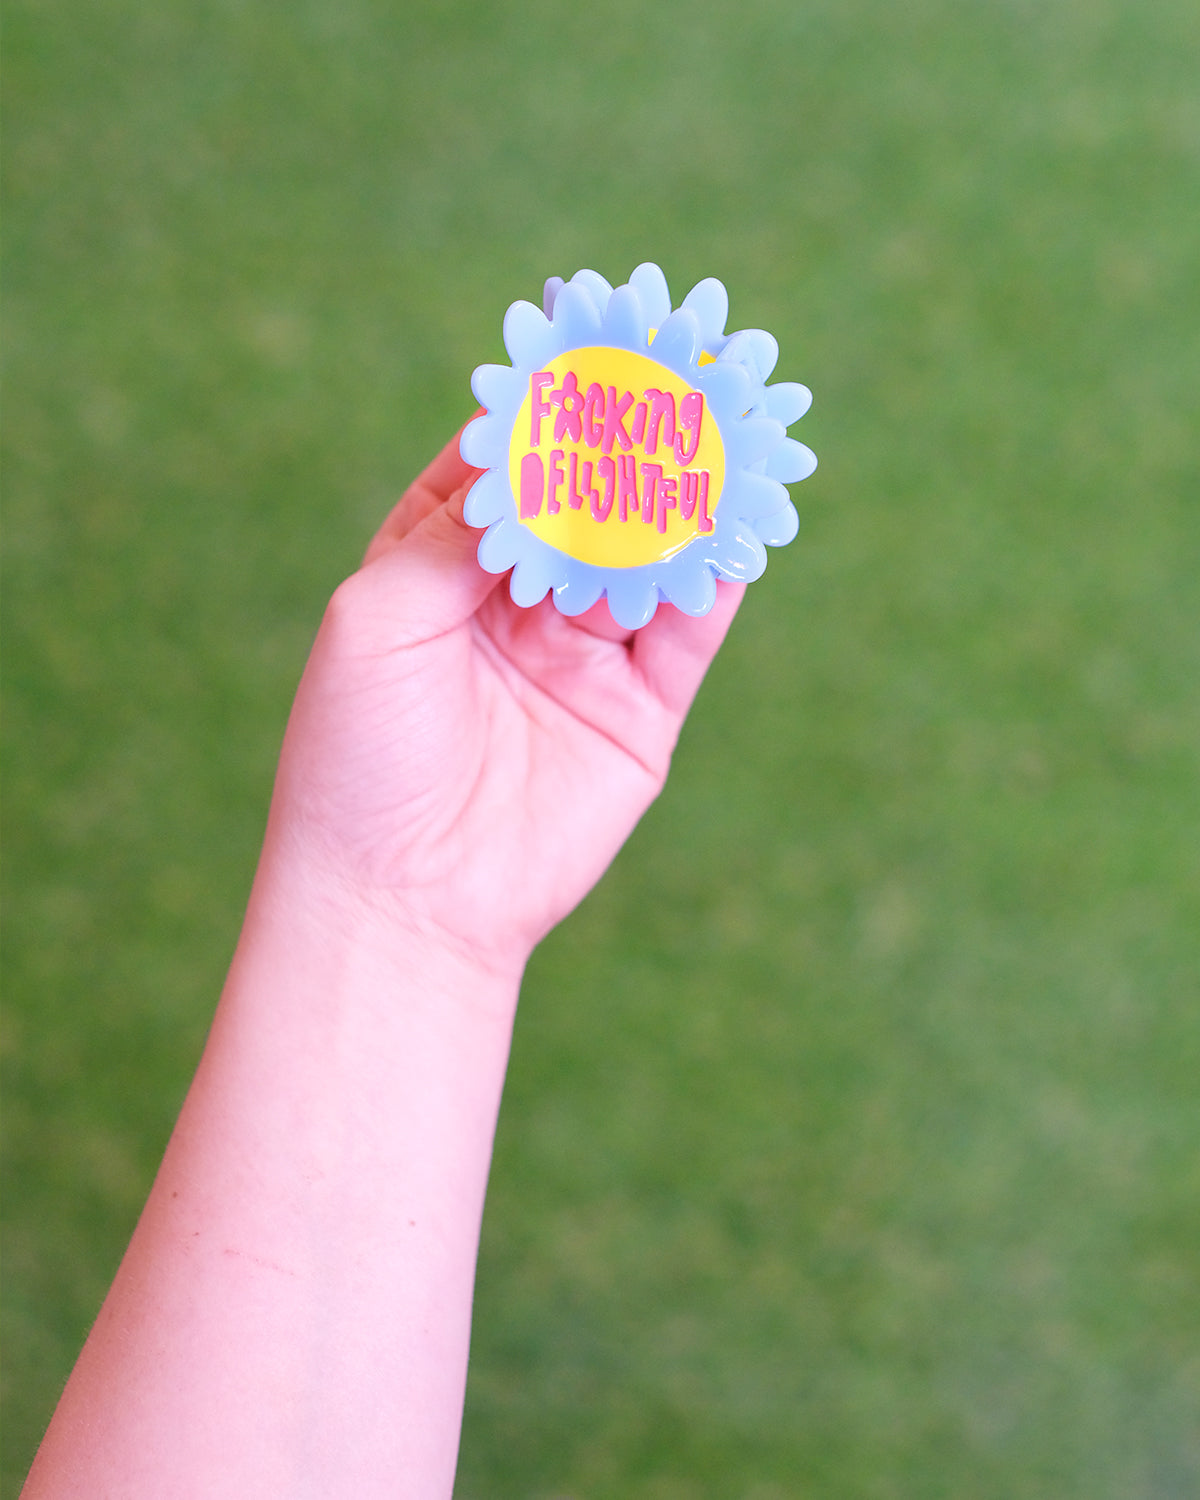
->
[4,1,1199,1494]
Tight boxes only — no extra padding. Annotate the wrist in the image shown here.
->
[237,816,529,1033]
[258,740,549,981]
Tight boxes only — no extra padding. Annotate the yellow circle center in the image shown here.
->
[507,346,725,568]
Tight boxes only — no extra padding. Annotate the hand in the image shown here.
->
[270,426,744,977]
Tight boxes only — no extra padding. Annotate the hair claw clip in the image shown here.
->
[461,263,816,629]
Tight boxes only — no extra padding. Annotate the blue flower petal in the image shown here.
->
[605,571,661,629]
[543,276,565,318]
[460,412,504,468]
[711,527,767,583]
[470,363,517,412]
[551,280,604,347]
[682,277,729,351]
[722,328,779,384]
[568,269,614,318]
[750,501,799,548]
[725,417,786,468]
[662,560,717,616]
[600,283,650,351]
[765,438,817,483]
[503,300,559,369]
[628,263,672,330]
[554,567,606,616]
[509,548,558,607]
[648,308,701,375]
[730,470,789,519]
[696,359,754,414]
[462,467,510,528]
[764,381,813,426]
[476,516,523,574]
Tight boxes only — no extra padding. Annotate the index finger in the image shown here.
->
[631,580,746,718]
[364,422,483,563]
[415,422,482,504]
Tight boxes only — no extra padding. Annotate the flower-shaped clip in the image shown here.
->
[461,263,816,629]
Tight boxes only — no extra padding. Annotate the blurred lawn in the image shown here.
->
[3,1,1199,1495]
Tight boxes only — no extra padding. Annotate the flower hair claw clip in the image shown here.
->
[460,263,816,629]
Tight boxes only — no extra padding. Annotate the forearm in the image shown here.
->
[25,831,523,1499]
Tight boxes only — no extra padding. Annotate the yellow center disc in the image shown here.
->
[508,346,725,568]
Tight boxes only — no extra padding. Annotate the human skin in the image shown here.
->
[23,432,743,1499]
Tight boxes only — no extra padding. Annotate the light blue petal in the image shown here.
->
[568,269,614,318]
[765,438,817,483]
[470,363,518,412]
[628,262,672,329]
[711,527,767,583]
[764,381,813,426]
[682,277,729,350]
[600,283,649,351]
[551,280,604,347]
[750,501,799,547]
[744,330,780,382]
[730,470,788,519]
[543,276,565,319]
[509,547,559,607]
[725,416,785,468]
[605,571,661,629]
[459,413,504,468]
[722,328,779,384]
[503,300,559,369]
[554,566,605,616]
[696,359,754,415]
[661,560,717,616]
[476,517,524,574]
[462,467,511,528]
[648,308,701,375]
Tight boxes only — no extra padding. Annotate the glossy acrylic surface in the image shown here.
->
[461,264,816,628]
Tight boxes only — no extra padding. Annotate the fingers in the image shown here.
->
[363,424,484,566]
[350,477,506,646]
[632,580,746,718]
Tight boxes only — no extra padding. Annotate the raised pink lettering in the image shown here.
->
[594,456,616,522]
[630,401,647,446]
[530,372,553,446]
[520,367,716,538]
[601,387,634,453]
[582,383,605,449]
[568,452,599,511]
[617,454,639,521]
[679,469,699,520]
[697,470,714,533]
[640,463,663,525]
[520,452,544,518]
[548,449,565,514]
[657,473,678,533]
[643,389,676,457]
[674,391,704,465]
[552,371,585,444]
